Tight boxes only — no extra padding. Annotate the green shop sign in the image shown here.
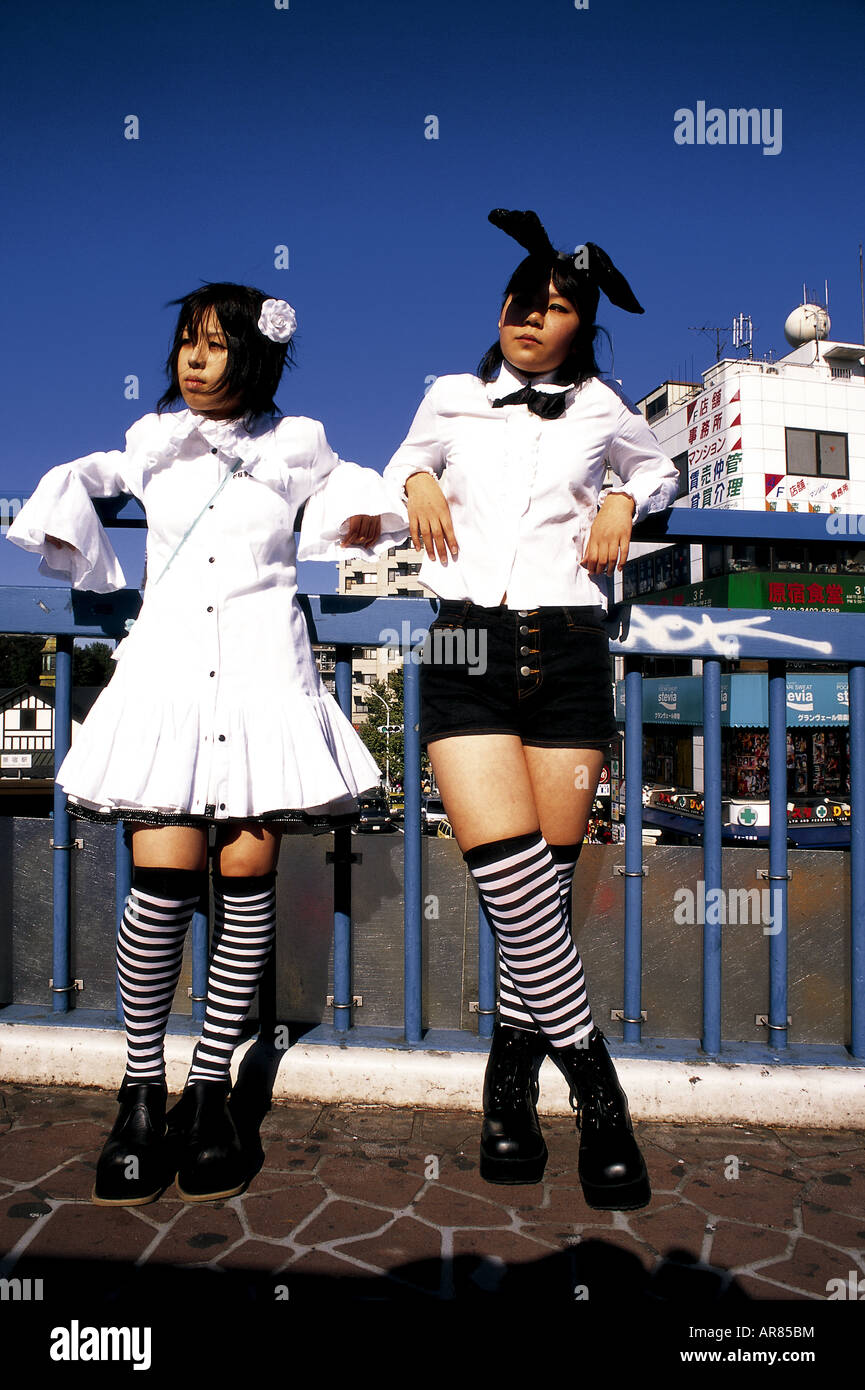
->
[639,572,865,612]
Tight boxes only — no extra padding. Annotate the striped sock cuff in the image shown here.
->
[463,830,543,872]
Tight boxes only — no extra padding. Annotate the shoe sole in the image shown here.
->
[175,1176,246,1203]
[580,1177,652,1211]
[480,1150,548,1185]
[90,1185,164,1207]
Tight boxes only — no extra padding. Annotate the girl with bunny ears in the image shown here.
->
[385,211,679,1210]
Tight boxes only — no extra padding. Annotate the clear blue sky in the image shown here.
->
[2,0,863,590]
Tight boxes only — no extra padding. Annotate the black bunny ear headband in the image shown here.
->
[488,208,644,315]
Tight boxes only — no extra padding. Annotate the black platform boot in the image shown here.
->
[480,1023,548,1184]
[91,1079,170,1206]
[167,1080,247,1202]
[549,1027,650,1211]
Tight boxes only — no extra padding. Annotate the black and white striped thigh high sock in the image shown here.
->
[185,872,277,1085]
[465,833,593,1048]
[497,842,584,1033]
[118,866,206,1083]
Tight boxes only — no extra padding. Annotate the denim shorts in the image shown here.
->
[419,600,617,749]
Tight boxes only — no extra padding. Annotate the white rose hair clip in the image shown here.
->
[258,298,297,343]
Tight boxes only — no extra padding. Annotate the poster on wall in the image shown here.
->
[687,386,743,508]
[765,474,850,512]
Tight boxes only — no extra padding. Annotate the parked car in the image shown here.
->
[354,793,398,834]
[421,795,449,835]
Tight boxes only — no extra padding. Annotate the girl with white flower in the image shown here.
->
[8,282,405,1205]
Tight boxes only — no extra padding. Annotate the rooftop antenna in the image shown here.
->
[689,324,728,363]
[732,312,754,359]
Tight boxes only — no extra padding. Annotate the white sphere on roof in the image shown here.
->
[784,304,831,345]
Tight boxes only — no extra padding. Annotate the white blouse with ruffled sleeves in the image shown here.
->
[383,364,680,609]
[7,408,408,821]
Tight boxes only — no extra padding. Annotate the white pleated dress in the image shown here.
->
[8,408,408,823]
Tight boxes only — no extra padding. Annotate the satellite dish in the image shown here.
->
[784,303,831,346]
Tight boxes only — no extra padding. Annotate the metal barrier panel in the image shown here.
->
[2,499,865,1062]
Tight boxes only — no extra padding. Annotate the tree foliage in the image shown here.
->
[357,668,405,789]
[0,637,115,690]
[73,642,115,686]
[356,665,433,791]
[0,636,44,687]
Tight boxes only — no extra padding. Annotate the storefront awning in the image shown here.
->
[615,674,849,727]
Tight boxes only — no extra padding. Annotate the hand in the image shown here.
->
[341,515,382,548]
[46,534,75,552]
[580,493,635,575]
[405,472,458,564]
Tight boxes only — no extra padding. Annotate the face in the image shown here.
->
[176,308,242,418]
[498,277,581,377]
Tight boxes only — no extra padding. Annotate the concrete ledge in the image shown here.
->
[2,1023,865,1127]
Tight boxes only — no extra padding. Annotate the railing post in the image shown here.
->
[477,905,495,1039]
[623,656,645,1044]
[331,643,354,1034]
[190,903,209,1027]
[51,636,74,1014]
[702,659,723,1054]
[114,821,132,1022]
[849,662,865,1058]
[767,660,789,1049]
[403,651,423,1043]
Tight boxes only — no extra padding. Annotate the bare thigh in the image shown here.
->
[130,823,282,875]
[215,823,282,876]
[427,736,605,852]
[131,825,208,870]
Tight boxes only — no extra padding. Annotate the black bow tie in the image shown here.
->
[491,384,568,419]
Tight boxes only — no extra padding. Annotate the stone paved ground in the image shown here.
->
[1,1083,863,1368]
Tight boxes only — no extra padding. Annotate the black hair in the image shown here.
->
[157,282,294,427]
[477,253,609,387]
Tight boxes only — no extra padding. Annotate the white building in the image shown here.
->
[609,304,865,838]
[313,541,426,725]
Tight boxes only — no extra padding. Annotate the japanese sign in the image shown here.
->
[687,384,743,508]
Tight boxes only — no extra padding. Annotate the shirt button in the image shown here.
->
[518,610,528,617]
[209,556,215,563]
[209,670,216,677]
[218,734,226,742]
[520,665,531,676]
[219,803,226,811]
[520,645,530,655]
[207,606,214,613]
[211,448,218,455]
[519,625,528,635]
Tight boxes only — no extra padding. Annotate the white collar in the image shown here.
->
[484,361,574,403]
[161,409,271,466]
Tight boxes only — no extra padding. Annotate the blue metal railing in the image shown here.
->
[2,504,864,1062]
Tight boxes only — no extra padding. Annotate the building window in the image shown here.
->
[361,648,377,660]
[646,391,668,422]
[622,543,690,597]
[705,543,724,578]
[19,709,37,731]
[725,543,770,573]
[672,451,689,500]
[785,428,849,478]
